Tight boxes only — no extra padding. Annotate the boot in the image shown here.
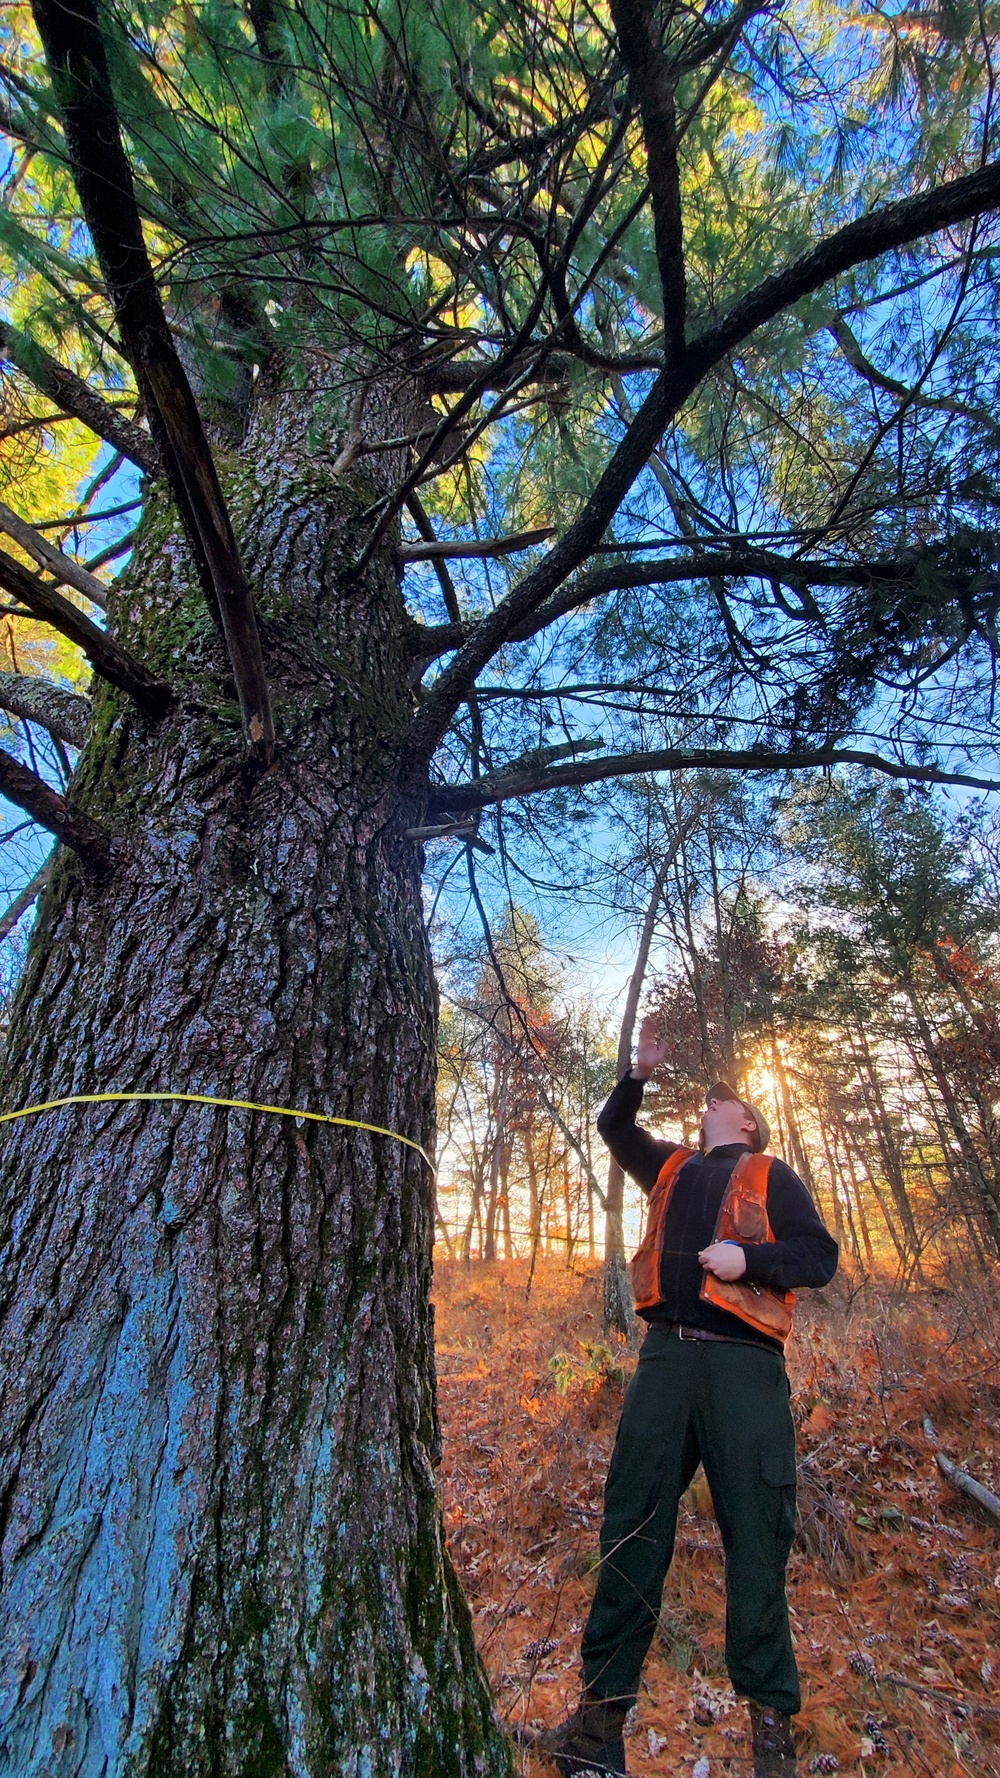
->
[748,1701,798,1778]
[523,1692,629,1776]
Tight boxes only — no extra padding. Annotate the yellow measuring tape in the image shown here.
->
[0,1091,434,1170]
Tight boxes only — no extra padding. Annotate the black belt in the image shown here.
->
[660,1321,779,1355]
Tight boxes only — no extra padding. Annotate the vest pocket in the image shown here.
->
[732,1195,767,1240]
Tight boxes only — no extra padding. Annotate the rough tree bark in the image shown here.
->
[0,388,509,1776]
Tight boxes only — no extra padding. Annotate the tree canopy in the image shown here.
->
[2,0,1000,853]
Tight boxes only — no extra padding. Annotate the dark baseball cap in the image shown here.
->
[705,1081,770,1152]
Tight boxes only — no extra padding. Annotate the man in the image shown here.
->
[531,1017,838,1778]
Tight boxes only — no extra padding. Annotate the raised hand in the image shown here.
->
[633,1014,671,1080]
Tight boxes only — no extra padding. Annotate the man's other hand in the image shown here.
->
[698,1241,747,1281]
[633,1015,671,1080]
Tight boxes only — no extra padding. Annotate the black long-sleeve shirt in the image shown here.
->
[598,1074,838,1347]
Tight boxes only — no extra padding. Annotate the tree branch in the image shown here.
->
[0,547,171,717]
[0,317,161,477]
[829,316,1000,437]
[0,748,112,873]
[463,848,608,1213]
[672,0,771,77]
[428,744,1000,812]
[85,527,137,574]
[404,356,697,761]
[405,156,1000,756]
[399,527,554,563]
[30,0,274,763]
[0,856,51,942]
[687,158,1000,380]
[421,349,574,394]
[405,545,945,658]
[0,671,91,747]
[422,346,664,393]
[610,0,686,355]
[0,502,108,610]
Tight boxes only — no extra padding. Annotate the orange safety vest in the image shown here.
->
[628,1147,795,1346]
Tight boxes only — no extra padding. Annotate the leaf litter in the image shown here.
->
[433,1259,1000,1777]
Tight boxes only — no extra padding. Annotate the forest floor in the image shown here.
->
[433,1257,1000,1778]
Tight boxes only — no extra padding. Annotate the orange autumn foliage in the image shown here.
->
[434,1259,1000,1777]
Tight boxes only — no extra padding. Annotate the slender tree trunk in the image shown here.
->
[461,1170,484,1265]
[907,987,1000,1254]
[436,1209,455,1259]
[526,1132,541,1249]
[839,1170,867,1275]
[604,1155,632,1331]
[706,818,737,1079]
[848,1024,920,1252]
[905,1042,993,1252]
[483,1075,508,1264]
[770,1037,817,1194]
[906,1044,965,1197]
[500,1150,512,1260]
[816,1120,847,1257]
[603,834,682,1339]
[847,1137,908,1267]
[842,1140,877,1272]
[0,421,508,1774]
[524,1134,546,1296]
[668,823,717,1078]
[562,1152,574,1266]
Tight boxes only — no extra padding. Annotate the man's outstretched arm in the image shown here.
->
[597,1073,679,1193]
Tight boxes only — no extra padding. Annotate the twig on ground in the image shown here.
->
[935,1451,1000,1524]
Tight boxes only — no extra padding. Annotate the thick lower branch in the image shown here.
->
[405,155,1000,754]
[0,857,50,940]
[400,527,554,563]
[404,357,696,759]
[0,318,161,477]
[428,744,1000,810]
[0,502,108,611]
[0,672,91,747]
[423,345,664,393]
[0,547,171,718]
[0,747,112,872]
[689,158,1000,378]
[405,545,942,658]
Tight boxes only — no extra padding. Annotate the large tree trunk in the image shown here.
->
[0,409,509,1774]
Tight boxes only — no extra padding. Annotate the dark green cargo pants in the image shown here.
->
[580,1323,800,1716]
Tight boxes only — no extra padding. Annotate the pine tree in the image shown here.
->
[3,1,1000,1770]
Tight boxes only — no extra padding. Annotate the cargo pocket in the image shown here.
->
[760,1449,797,1559]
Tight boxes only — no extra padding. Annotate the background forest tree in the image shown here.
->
[2,0,1000,1773]
[433,774,1000,1286]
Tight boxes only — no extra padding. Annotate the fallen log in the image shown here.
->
[935,1451,1000,1524]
